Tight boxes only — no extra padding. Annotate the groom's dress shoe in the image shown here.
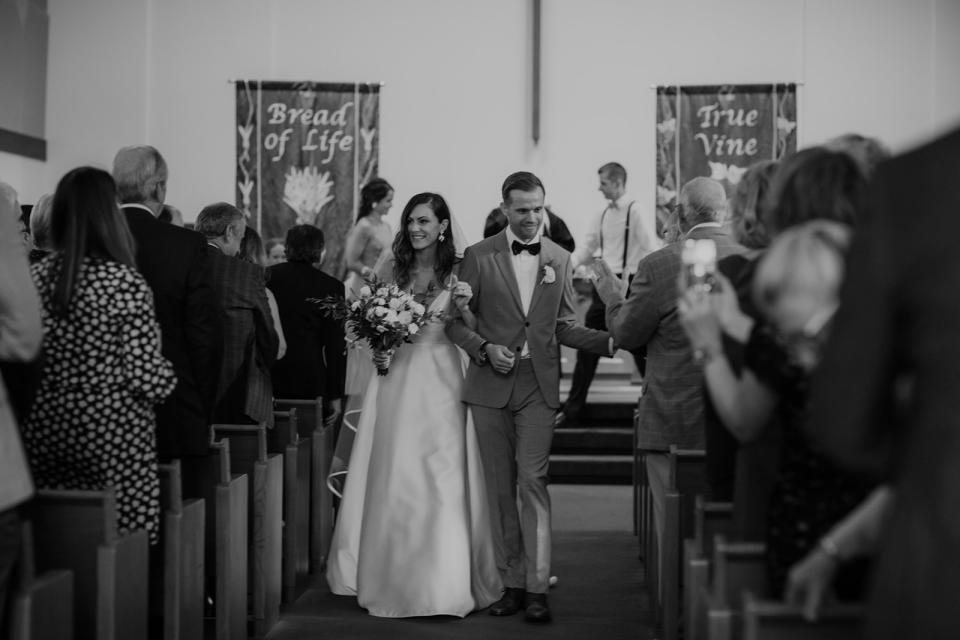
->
[525,592,552,623]
[489,587,525,616]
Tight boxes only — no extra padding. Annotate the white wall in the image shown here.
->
[2,0,959,245]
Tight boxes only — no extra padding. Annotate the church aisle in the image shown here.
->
[266,485,653,639]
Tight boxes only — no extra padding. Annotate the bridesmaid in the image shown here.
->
[342,177,394,298]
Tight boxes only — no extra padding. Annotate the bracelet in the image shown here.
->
[477,341,491,363]
[817,537,842,563]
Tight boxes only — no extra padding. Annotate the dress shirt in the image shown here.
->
[505,226,541,357]
[571,194,661,274]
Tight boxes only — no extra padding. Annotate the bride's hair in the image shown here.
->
[392,192,457,289]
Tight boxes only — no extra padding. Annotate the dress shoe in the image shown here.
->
[489,587,525,616]
[525,592,552,623]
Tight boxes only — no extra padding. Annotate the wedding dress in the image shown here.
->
[326,287,502,617]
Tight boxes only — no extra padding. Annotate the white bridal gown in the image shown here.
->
[326,289,501,617]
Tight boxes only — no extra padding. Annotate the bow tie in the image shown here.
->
[511,241,541,256]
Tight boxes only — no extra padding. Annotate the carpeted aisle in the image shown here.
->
[267,485,655,640]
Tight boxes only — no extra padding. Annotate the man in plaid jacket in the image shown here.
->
[593,177,744,564]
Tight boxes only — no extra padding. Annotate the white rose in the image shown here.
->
[413,303,426,315]
[408,324,420,335]
[374,298,386,305]
[384,310,399,324]
[366,309,377,321]
[376,287,388,297]
[351,300,362,311]
[388,297,402,310]
[359,285,372,297]
[398,311,413,324]
[374,306,388,317]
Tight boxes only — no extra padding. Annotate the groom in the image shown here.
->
[449,171,613,623]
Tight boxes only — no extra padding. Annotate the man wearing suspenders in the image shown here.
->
[558,162,661,427]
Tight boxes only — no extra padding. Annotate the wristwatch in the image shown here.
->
[477,341,491,364]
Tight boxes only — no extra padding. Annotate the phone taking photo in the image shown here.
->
[680,238,717,294]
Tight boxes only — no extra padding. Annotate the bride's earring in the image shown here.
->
[439,231,446,242]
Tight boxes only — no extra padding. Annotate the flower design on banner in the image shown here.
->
[541,265,556,285]
[708,161,747,185]
[656,118,676,140]
[283,165,335,226]
[777,117,797,135]
[656,185,677,207]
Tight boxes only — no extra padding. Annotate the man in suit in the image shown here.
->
[113,146,220,479]
[268,224,346,424]
[449,171,612,623]
[593,176,744,569]
[195,203,279,427]
[806,126,960,639]
[483,204,576,253]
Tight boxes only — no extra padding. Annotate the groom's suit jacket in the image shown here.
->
[449,230,609,409]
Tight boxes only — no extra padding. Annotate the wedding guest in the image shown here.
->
[0,180,42,632]
[825,132,890,178]
[23,167,176,545]
[483,204,576,252]
[593,176,744,570]
[0,184,44,425]
[559,162,661,427]
[268,225,345,422]
[114,145,220,494]
[17,203,31,248]
[806,125,960,639]
[343,177,394,297]
[195,203,278,427]
[27,193,53,262]
[678,150,872,598]
[157,203,184,226]
[265,237,285,265]
[239,225,286,360]
[701,160,779,509]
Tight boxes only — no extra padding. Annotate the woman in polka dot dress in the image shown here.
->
[23,167,176,545]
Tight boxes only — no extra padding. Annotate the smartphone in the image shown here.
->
[680,238,717,294]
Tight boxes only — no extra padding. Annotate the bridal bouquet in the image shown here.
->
[312,275,443,375]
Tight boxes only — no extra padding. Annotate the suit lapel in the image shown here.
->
[492,232,524,313]
[527,247,549,314]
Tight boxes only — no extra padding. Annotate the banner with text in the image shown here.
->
[655,84,796,232]
[236,80,380,277]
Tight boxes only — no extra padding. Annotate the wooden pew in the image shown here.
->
[32,488,149,640]
[661,447,709,640]
[741,591,863,640]
[274,397,332,574]
[703,535,767,640]
[269,409,311,602]
[157,461,205,640]
[684,498,734,640]
[210,424,283,638]
[198,440,249,640]
[9,520,73,640]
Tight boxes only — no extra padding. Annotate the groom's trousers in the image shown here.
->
[471,359,556,594]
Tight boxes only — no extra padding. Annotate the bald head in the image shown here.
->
[679,177,726,229]
[112,145,168,214]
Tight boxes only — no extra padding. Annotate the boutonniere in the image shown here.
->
[540,264,556,285]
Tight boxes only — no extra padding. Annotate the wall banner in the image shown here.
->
[654,83,797,231]
[236,80,380,277]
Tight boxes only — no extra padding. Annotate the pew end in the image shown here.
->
[741,591,864,640]
[9,520,74,640]
[158,461,205,640]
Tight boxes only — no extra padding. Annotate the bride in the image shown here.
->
[326,192,501,617]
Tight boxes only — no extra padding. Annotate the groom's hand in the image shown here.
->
[486,344,516,374]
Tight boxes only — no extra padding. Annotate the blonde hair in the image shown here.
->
[753,220,851,318]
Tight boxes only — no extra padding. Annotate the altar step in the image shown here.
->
[550,376,638,485]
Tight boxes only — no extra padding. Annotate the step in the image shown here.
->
[550,454,633,485]
[552,427,632,454]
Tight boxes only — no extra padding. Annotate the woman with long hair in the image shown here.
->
[327,193,499,618]
[342,177,394,297]
[23,167,176,544]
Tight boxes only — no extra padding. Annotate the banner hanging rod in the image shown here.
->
[649,82,804,89]
[226,79,386,86]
